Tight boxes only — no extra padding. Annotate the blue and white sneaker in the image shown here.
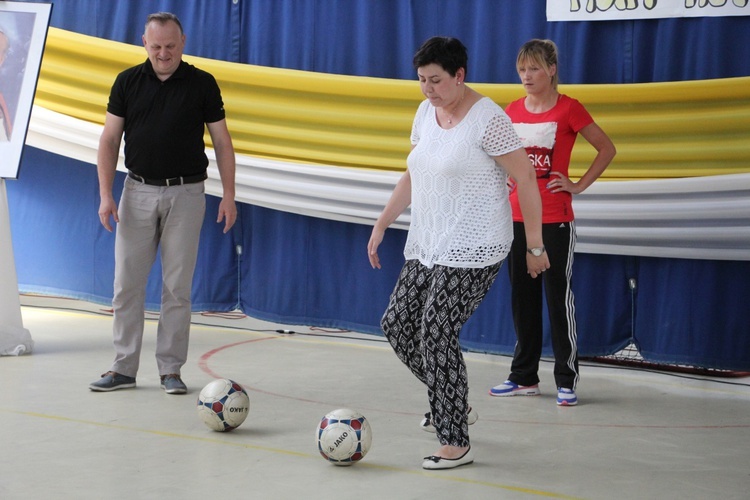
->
[557,388,578,406]
[489,380,541,397]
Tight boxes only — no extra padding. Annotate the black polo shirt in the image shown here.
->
[107,59,226,179]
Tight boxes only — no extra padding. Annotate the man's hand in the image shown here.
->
[98,196,119,232]
[217,198,237,233]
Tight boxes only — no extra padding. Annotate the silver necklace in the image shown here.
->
[446,88,466,124]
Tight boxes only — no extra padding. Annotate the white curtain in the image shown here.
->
[27,106,750,261]
[0,179,33,355]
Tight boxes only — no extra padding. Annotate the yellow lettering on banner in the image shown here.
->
[565,0,747,15]
[573,0,656,13]
[687,1,748,7]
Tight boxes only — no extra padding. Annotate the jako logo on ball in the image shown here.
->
[316,408,372,466]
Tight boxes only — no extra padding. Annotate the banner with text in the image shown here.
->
[547,0,749,21]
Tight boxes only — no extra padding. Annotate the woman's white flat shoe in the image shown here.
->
[422,446,475,470]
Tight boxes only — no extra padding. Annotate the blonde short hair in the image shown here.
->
[517,39,559,89]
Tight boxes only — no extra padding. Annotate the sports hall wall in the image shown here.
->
[5,0,750,370]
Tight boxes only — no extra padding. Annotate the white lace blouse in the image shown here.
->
[404,97,522,269]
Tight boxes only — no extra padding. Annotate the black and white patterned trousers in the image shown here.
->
[381,259,501,447]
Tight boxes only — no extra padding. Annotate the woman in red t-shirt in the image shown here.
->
[490,39,616,406]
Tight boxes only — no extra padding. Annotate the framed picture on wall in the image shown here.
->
[0,1,52,179]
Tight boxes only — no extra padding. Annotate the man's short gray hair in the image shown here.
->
[144,12,183,36]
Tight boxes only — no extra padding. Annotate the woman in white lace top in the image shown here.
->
[367,36,549,470]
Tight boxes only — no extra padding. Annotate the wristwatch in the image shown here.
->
[527,246,546,257]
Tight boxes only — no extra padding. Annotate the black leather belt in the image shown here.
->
[128,171,207,186]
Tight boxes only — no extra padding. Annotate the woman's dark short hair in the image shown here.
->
[413,36,468,78]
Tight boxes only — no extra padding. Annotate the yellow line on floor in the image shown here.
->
[1,406,583,499]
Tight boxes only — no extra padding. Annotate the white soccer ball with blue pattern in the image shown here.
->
[196,378,250,432]
[316,408,372,465]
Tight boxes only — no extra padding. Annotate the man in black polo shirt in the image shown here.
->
[90,12,237,394]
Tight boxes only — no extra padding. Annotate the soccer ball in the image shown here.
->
[196,379,250,432]
[316,408,372,465]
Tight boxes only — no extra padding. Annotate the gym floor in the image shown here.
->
[2,295,749,500]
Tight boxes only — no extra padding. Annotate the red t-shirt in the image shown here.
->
[506,94,593,223]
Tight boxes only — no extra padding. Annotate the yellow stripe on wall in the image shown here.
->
[34,28,750,179]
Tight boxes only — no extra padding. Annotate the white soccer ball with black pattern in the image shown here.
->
[316,408,372,465]
[196,378,250,432]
